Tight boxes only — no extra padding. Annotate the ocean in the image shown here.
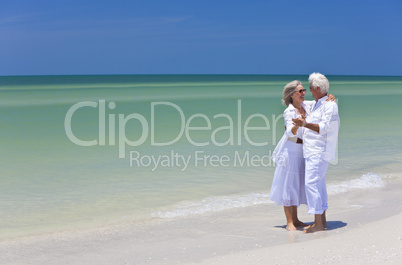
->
[1,74,402,239]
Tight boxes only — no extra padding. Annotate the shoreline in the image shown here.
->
[1,178,402,264]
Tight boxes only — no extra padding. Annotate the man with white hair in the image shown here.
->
[293,72,340,233]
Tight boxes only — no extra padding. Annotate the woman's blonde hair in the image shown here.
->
[282,80,301,106]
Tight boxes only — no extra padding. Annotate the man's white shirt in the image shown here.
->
[302,96,340,163]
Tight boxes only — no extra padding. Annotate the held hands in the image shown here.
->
[292,115,306,127]
[293,95,334,129]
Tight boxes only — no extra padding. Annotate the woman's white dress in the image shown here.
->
[270,102,313,207]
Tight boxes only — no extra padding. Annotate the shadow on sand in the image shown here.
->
[325,221,347,230]
[275,221,347,231]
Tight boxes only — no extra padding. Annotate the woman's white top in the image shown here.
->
[271,101,314,164]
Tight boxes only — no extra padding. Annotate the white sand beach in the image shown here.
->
[193,212,402,265]
[1,178,401,265]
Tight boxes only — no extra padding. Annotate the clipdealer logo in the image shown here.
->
[64,100,283,170]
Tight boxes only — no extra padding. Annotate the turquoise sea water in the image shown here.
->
[1,75,402,239]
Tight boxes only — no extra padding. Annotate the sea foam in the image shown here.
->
[153,173,386,219]
[152,193,271,219]
[327,173,385,195]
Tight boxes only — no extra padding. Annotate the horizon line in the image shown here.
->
[1,73,402,78]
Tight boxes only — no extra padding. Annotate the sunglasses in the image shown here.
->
[295,89,306,93]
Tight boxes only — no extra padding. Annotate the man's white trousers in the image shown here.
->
[305,155,329,215]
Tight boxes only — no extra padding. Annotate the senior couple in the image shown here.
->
[270,72,340,233]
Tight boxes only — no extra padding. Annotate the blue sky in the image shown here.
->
[1,0,401,76]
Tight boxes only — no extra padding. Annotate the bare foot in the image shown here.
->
[303,223,324,233]
[286,224,298,231]
[322,215,327,229]
[294,220,309,227]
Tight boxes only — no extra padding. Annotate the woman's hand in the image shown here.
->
[326,94,336,101]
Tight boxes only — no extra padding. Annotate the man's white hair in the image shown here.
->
[309,72,329,94]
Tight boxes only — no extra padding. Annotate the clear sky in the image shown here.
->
[1,0,401,76]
